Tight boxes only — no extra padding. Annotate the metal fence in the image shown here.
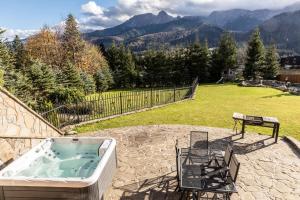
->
[40,77,198,128]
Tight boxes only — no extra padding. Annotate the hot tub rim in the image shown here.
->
[0,137,117,188]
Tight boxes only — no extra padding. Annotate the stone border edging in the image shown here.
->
[239,80,300,95]
[283,136,300,154]
[0,87,63,136]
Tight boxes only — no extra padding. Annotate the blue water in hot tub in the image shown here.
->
[14,142,102,179]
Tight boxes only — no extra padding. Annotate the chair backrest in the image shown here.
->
[190,131,208,150]
[229,154,240,183]
[224,145,233,166]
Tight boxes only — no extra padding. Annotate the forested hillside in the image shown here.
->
[0,12,280,113]
[85,6,300,54]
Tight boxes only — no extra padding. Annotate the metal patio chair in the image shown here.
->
[210,153,240,200]
[175,139,181,191]
[189,131,210,165]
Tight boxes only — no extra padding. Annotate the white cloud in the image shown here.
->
[0,27,38,41]
[81,1,105,15]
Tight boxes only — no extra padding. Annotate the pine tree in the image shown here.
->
[28,61,56,104]
[172,48,190,85]
[140,50,170,86]
[200,40,211,81]
[107,44,136,87]
[209,49,223,82]
[187,41,210,83]
[80,71,96,94]
[62,14,84,65]
[0,29,18,92]
[187,43,201,80]
[262,44,280,79]
[10,35,28,70]
[217,33,237,77]
[244,28,265,80]
[59,62,83,89]
[94,66,114,92]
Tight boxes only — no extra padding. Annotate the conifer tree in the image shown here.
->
[187,41,210,83]
[187,43,201,79]
[80,71,96,94]
[28,61,56,103]
[107,44,136,87]
[0,29,18,92]
[172,48,190,85]
[217,33,237,74]
[244,28,265,80]
[59,62,84,89]
[94,66,114,92]
[0,29,33,103]
[199,40,211,81]
[209,49,223,82]
[10,35,28,70]
[262,44,280,79]
[140,50,169,86]
[62,14,84,65]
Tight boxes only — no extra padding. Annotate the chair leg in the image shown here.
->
[212,193,218,200]
[224,193,231,200]
[175,184,179,192]
[180,190,186,200]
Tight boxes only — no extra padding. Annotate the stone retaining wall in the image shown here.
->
[240,80,300,95]
[0,87,62,167]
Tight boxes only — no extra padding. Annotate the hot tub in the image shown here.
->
[0,137,117,200]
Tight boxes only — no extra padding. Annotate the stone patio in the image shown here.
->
[84,125,300,200]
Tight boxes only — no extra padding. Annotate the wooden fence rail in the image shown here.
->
[40,77,198,128]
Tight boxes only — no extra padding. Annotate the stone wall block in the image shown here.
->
[0,88,62,163]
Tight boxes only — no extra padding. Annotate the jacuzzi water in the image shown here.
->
[13,143,100,178]
[0,138,113,180]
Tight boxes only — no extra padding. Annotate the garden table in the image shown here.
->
[233,112,280,143]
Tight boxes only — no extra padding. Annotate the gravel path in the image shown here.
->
[84,125,300,200]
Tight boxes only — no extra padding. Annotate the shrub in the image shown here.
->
[49,87,84,104]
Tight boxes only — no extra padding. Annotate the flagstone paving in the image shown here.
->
[84,125,300,200]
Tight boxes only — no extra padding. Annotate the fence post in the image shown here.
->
[120,93,123,114]
[76,101,80,123]
[174,87,176,102]
[150,88,153,107]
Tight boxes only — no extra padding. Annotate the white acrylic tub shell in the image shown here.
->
[0,137,117,188]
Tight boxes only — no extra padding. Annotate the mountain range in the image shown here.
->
[84,2,300,54]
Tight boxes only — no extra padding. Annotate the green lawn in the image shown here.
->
[76,84,300,140]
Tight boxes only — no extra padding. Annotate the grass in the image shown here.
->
[76,84,300,140]
[82,87,190,119]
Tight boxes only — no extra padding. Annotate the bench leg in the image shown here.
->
[241,121,245,138]
[275,123,280,143]
[272,125,276,138]
[233,120,237,133]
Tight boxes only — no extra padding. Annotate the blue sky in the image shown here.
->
[0,0,116,29]
[1,0,300,40]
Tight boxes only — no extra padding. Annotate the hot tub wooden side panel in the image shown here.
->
[0,186,4,200]
[0,184,99,200]
[81,182,99,200]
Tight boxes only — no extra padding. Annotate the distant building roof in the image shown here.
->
[280,56,300,68]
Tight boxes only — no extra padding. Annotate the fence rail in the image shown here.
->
[40,77,198,128]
